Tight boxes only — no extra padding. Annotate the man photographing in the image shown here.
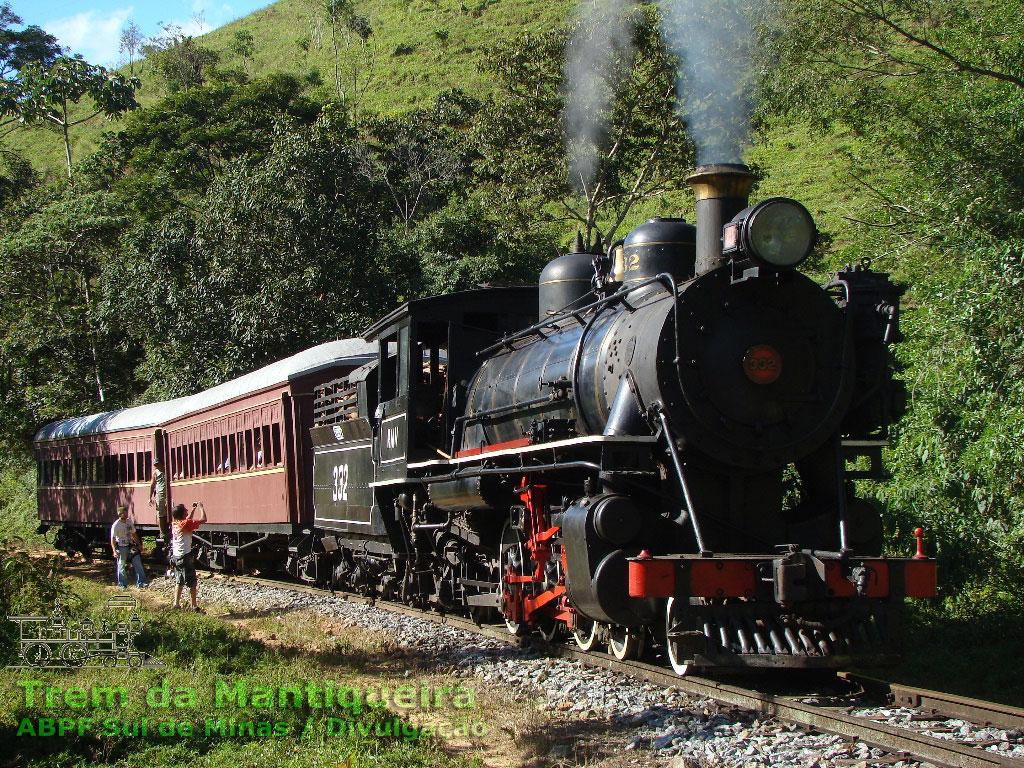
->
[170,501,207,611]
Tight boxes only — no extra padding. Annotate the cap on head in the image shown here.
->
[153,458,164,466]
[117,505,128,516]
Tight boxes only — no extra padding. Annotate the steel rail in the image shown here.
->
[201,573,1024,768]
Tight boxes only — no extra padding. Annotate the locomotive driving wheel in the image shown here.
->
[572,616,601,651]
[499,522,530,636]
[536,617,560,642]
[607,625,646,661]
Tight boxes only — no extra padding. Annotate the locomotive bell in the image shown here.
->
[538,232,597,318]
[686,163,757,275]
[621,217,697,284]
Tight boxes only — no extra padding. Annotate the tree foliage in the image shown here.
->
[477,6,692,244]
[87,74,319,216]
[142,24,221,93]
[758,0,1024,598]
[0,187,139,452]
[100,115,399,397]
[6,56,139,182]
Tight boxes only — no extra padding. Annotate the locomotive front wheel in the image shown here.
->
[607,625,645,661]
[572,616,601,651]
[665,596,697,676]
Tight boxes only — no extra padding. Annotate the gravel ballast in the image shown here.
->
[143,574,1018,767]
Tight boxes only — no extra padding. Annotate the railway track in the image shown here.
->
[212,572,1024,768]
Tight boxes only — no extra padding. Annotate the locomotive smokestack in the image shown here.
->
[686,163,756,275]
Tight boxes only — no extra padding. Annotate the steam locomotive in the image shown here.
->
[36,163,936,674]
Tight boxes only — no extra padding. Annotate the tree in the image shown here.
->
[9,56,140,183]
[0,188,138,453]
[0,3,61,137]
[119,20,145,76]
[355,90,479,234]
[86,74,320,217]
[231,30,256,74]
[308,0,375,113]
[143,24,220,93]
[0,3,60,80]
[100,116,400,397]
[477,7,692,245]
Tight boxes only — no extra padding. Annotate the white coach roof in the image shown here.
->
[34,338,376,442]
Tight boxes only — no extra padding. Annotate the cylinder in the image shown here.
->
[686,164,756,275]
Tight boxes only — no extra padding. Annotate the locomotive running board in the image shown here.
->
[407,434,658,469]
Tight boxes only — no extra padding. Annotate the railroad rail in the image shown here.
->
[207,573,1024,768]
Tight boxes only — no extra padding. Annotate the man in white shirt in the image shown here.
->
[110,506,147,589]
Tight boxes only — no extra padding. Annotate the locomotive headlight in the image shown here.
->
[723,198,817,270]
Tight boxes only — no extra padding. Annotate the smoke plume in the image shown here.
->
[659,0,754,165]
[562,0,635,195]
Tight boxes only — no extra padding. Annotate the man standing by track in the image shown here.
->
[110,506,147,589]
[149,457,169,541]
[170,502,207,612]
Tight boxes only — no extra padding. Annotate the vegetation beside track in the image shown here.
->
[0,572,497,768]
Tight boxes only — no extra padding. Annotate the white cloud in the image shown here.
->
[46,7,134,68]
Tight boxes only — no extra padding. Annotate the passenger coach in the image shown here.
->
[35,339,375,567]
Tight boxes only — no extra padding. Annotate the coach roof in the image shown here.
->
[34,339,376,442]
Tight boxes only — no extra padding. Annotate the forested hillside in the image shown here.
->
[2,0,1023,686]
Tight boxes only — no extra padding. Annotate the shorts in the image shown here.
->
[172,553,197,588]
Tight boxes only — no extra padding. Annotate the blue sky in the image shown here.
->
[7,0,273,68]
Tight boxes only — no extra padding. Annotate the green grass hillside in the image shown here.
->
[5,0,895,264]
[5,0,571,179]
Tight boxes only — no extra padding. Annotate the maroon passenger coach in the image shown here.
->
[35,339,375,567]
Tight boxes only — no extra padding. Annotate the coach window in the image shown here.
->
[260,425,271,465]
[271,422,282,465]
[243,429,253,469]
[143,451,152,481]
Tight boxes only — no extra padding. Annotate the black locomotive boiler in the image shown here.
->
[303,163,937,674]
